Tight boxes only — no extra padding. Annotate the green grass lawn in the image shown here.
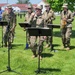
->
[0,15,75,75]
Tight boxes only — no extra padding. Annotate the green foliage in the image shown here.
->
[47,0,75,12]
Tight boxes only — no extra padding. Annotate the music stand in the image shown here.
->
[27,27,52,74]
[0,21,8,47]
[19,22,31,49]
[47,24,60,29]
[0,21,22,75]
[47,24,60,51]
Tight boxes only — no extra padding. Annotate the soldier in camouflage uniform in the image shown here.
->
[60,4,74,50]
[30,6,44,59]
[43,3,55,48]
[25,5,34,47]
[25,5,34,24]
[2,5,16,47]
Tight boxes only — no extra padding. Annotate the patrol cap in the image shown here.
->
[62,5,68,9]
[36,6,42,10]
[7,4,12,9]
[63,3,68,6]
[45,3,50,7]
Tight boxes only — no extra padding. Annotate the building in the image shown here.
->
[0,3,37,13]
[12,4,27,12]
[0,3,8,10]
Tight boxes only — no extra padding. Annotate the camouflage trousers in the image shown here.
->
[45,29,53,47]
[45,36,53,46]
[61,27,72,47]
[3,26,14,46]
[30,36,44,55]
[26,31,30,45]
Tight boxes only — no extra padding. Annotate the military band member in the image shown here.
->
[24,5,34,47]
[25,5,34,24]
[60,4,74,50]
[30,6,44,59]
[43,3,55,48]
[2,5,16,47]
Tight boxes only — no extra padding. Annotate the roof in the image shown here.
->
[12,4,37,11]
[0,3,8,7]
[12,4,28,11]
[0,3,37,11]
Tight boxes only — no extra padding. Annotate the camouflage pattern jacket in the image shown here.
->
[2,11,16,30]
[43,9,55,27]
[61,10,74,27]
[32,14,44,27]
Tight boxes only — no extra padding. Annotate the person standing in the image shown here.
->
[24,5,35,47]
[25,5,34,24]
[2,5,16,47]
[43,3,55,48]
[30,6,44,59]
[60,4,74,50]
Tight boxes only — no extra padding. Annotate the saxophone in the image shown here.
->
[61,15,67,28]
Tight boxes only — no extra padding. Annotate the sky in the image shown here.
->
[0,0,41,4]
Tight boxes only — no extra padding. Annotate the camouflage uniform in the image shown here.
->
[61,4,74,49]
[43,3,55,48]
[25,6,34,46]
[25,11,34,24]
[30,6,44,57]
[2,5,16,47]
[43,10,55,26]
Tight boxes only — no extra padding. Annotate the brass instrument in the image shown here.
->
[61,20,67,28]
[61,15,67,28]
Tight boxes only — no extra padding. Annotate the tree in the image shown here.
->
[46,0,75,12]
[17,0,30,4]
